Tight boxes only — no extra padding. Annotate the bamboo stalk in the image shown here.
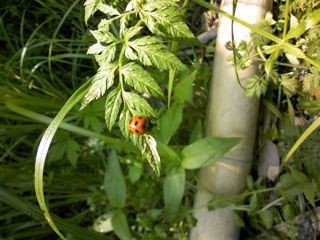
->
[191,1,272,239]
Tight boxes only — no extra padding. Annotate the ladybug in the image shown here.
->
[128,116,154,136]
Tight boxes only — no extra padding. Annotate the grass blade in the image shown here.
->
[34,80,90,239]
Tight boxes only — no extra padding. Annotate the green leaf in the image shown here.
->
[189,120,203,144]
[232,212,245,228]
[90,29,117,44]
[285,21,306,40]
[128,36,186,71]
[181,137,241,169]
[111,210,132,240]
[128,162,143,183]
[174,69,197,103]
[306,9,320,30]
[123,91,155,116]
[97,3,120,16]
[259,210,274,229]
[123,27,143,40]
[81,62,117,109]
[265,46,280,78]
[249,193,257,211]
[143,134,161,176]
[163,166,185,214]
[84,0,101,25]
[105,87,122,131]
[66,140,80,167]
[140,0,195,41]
[122,62,163,98]
[87,43,106,55]
[95,44,117,65]
[34,80,91,240]
[104,151,127,208]
[245,75,268,98]
[303,182,316,207]
[119,105,131,139]
[290,168,308,183]
[158,103,183,144]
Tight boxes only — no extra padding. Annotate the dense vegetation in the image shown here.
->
[1,0,320,239]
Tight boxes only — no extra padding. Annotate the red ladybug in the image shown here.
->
[128,116,153,136]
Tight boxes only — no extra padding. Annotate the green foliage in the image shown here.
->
[104,151,127,208]
[181,137,241,169]
[82,0,196,177]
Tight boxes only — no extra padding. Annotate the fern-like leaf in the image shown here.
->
[140,0,195,41]
[143,134,161,176]
[95,43,117,65]
[97,3,120,16]
[122,62,163,98]
[128,36,186,71]
[123,91,155,117]
[105,87,122,131]
[119,105,131,139]
[81,62,117,109]
[84,0,102,25]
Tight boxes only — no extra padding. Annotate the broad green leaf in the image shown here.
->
[97,3,120,16]
[128,162,143,183]
[143,134,161,176]
[249,194,257,211]
[189,120,203,144]
[111,210,132,240]
[174,69,197,103]
[123,91,155,116]
[259,210,273,229]
[81,62,117,109]
[128,36,186,71]
[158,103,183,144]
[140,0,195,41]
[104,151,127,208]
[303,182,316,207]
[122,62,163,97]
[163,166,185,214]
[119,105,131,139]
[105,87,122,131]
[157,141,180,163]
[290,168,308,183]
[84,0,101,25]
[181,137,241,169]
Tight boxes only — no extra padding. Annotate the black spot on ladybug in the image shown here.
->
[142,123,146,129]
[135,129,140,134]
[134,121,139,126]
[139,116,143,119]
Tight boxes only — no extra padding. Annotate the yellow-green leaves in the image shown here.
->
[122,62,164,98]
[140,0,195,41]
[81,63,117,109]
[127,36,186,71]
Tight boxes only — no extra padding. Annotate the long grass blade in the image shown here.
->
[34,80,90,239]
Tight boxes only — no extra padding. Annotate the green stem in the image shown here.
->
[282,0,291,39]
